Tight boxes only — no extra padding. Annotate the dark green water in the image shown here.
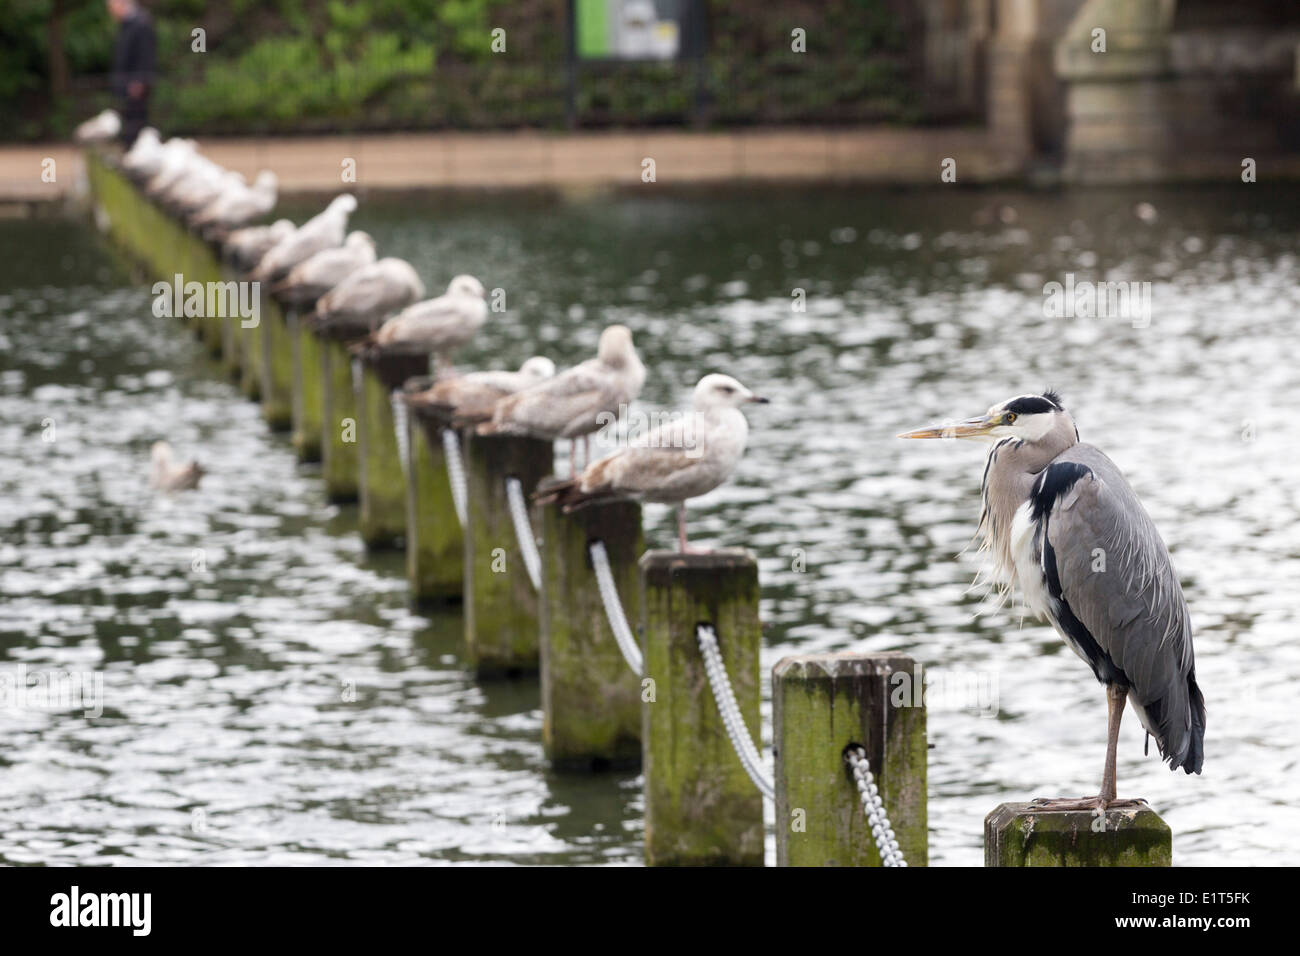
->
[2,183,1298,864]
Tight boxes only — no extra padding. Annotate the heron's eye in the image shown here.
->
[1005,412,1018,424]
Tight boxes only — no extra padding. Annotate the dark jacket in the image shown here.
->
[111,10,157,102]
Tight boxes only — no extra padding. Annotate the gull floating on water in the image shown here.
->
[364,275,488,370]
[223,219,295,272]
[75,109,121,144]
[250,194,357,282]
[479,324,646,474]
[271,231,376,306]
[406,357,556,425]
[536,374,766,551]
[311,257,426,337]
[191,170,278,233]
[150,441,204,492]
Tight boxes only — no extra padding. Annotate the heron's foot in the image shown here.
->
[1029,795,1149,812]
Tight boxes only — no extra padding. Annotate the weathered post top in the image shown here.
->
[773,652,928,867]
[985,802,1172,867]
[639,547,763,866]
[355,348,430,549]
[404,390,464,606]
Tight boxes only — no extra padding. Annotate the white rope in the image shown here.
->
[589,540,643,676]
[392,392,410,479]
[845,745,907,867]
[695,623,775,802]
[441,429,467,527]
[505,476,541,591]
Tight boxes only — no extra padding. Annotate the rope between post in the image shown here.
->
[505,476,541,591]
[844,745,907,867]
[441,429,467,527]
[589,540,643,676]
[695,623,774,802]
[392,392,410,480]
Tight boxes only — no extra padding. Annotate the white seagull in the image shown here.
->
[270,231,376,306]
[250,194,357,282]
[406,356,556,425]
[191,170,278,232]
[150,441,204,492]
[478,324,646,474]
[366,275,488,371]
[75,109,121,144]
[536,374,766,551]
[223,219,295,272]
[312,258,426,336]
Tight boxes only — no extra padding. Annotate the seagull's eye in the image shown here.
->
[719,386,734,394]
[1005,412,1018,424]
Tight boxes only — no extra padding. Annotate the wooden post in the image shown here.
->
[290,315,324,463]
[772,653,928,866]
[462,433,553,676]
[260,302,294,431]
[220,310,244,382]
[639,549,763,866]
[319,335,359,503]
[240,300,264,402]
[985,803,1172,866]
[537,494,643,770]
[405,397,464,605]
[355,349,428,550]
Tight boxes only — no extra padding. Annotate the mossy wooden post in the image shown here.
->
[772,653,928,866]
[240,300,264,402]
[259,301,294,431]
[405,398,464,605]
[537,495,644,770]
[220,310,244,382]
[319,335,360,502]
[355,349,429,549]
[290,315,324,462]
[639,549,763,866]
[985,803,1172,867]
[462,433,553,676]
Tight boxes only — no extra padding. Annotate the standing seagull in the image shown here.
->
[366,275,488,372]
[898,391,1205,809]
[479,324,646,475]
[312,258,426,336]
[250,194,357,282]
[537,374,766,551]
[405,357,556,426]
[270,231,376,306]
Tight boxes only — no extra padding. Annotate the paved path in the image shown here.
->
[0,127,1023,205]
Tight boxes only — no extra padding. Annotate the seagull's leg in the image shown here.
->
[569,439,578,478]
[583,434,591,470]
[677,503,689,552]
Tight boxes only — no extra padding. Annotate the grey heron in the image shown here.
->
[899,391,1205,809]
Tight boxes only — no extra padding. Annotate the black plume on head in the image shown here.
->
[1042,389,1063,409]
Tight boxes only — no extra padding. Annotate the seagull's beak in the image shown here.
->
[747,395,770,404]
[897,415,995,440]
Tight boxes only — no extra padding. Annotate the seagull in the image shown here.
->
[405,357,556,426]
[311,258,426,338]
[478,324,646,475]
[223,219,295,272]
[364,275,488,371]
[191,170,278,233]
[173,167,247,218]
[535,374,766,551]
[122,127,164,179]
[75,109,121,144]
[250,194,357,282]
[270,231,376,306]
[143,139,199,199]
[150,441,204,492]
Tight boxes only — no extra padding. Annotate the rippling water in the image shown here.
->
[2,185,1298,865]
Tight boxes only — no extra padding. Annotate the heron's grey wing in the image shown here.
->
[1040,446,1203,772]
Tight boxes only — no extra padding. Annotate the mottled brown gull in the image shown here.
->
[270,232,376,306]
[250,194,357,282]
[364,275,488,371]
[405,357,556,425]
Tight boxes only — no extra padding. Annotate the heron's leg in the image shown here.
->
[1099,683,1127,806]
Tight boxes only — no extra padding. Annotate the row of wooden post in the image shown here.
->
[88,151,1174,867]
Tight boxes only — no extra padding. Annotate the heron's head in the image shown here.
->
[898,391,1076,445]
[693,373,768,411]
[519,356,556,382]
[447,275,486,299]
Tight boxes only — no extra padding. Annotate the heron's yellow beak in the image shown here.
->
[897,415,997,440]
